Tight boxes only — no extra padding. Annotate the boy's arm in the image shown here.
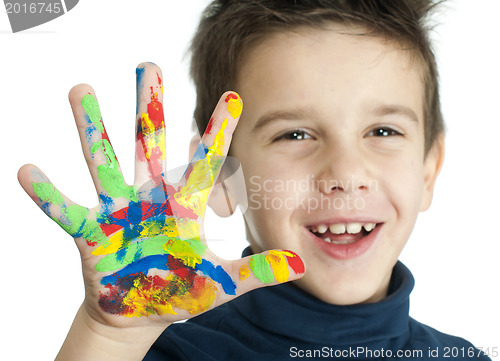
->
[18,63,305,360]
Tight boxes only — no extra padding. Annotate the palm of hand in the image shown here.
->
[19,63,304,323]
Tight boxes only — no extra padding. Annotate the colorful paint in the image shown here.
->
[249,250,304,284]
[31,73,302,318]
[31,79,253,317]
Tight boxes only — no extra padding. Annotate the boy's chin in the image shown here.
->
[293,274,389,306]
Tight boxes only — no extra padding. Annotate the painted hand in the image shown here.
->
[18,63,305,326]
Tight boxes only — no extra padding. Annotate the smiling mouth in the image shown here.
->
[306,222,380,245]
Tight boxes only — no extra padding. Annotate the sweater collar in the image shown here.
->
[232,247,413,346]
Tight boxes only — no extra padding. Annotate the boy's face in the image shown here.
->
[229,26,443,305]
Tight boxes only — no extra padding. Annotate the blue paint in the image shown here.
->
[127,201,143,225]
[136,65,146,115]
[100,254,171,285]
[85,125,97,147]
[191,143,209,163]
[195,259,236,295]
[150,182,167,203]
[115,246,128,263]
[41,201,52,217]
[99,193,114,216]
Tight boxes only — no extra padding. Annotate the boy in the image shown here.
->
[17,0,490,360]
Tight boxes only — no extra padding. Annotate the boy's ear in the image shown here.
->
[420,134,445,212]
[188,135,245,217]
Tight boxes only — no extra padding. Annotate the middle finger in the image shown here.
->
[134,62,167,187]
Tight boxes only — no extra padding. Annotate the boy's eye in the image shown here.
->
[274,129,313,141]
[366,127,403,137]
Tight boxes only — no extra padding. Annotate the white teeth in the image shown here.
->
[310,222,378,235]
[346,222,362,234]
[323,237,332,243]
[363,223,376,232]
[329,223,346,234]
[317,224,328,234]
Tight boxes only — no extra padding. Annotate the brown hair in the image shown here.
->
[189,0,445,154]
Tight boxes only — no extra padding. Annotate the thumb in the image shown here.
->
[229,250,306,296]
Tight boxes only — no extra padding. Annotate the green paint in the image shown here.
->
[32,181,108,245]
[59,204,88,235]
[184,237,207,255]
[62,205,107,245]
[91,139,138,202]
[33,182,64,205]
[249,254,274,284]
[81,94,104,132]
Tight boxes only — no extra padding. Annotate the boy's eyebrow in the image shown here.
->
[371,104,419,123]
[252,108,313,131]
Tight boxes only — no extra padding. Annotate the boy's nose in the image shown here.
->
[316,147,372,195]
[317,177,370,195]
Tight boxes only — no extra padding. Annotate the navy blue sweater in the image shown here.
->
[144,251,489,360]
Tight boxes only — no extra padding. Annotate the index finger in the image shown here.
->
[174,92,242,220]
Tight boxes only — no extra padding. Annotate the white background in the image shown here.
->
[1,1,499,359]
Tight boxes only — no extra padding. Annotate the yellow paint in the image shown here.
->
[169,279,218,315]
[265,250,291,283]
[175,118,228,218]
[162,238,202,268]
[121,274,218,317]
[139,112,166,160]
[227,96,243,119]
[239,264,251,280]
[123,285,176,317]
[175,218,200,240]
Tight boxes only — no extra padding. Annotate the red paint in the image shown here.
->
[99,126,119,164]
[205,117,215,134]
[151,275,168,288]
[98,283,127,315]
[101,127,111,144]
[284,250,305,274]
[191,275,206,297]
[167,257,192,280]
[146,97,164,131]
[100,222,123,237]
[225,93,238,102]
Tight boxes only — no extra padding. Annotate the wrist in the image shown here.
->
[56,304,169,361]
